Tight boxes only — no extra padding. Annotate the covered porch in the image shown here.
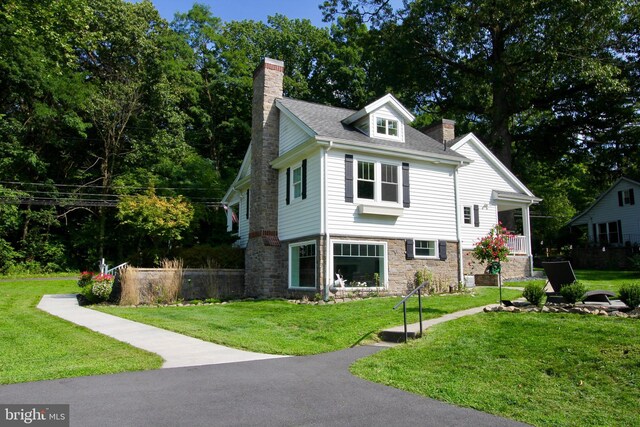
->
[492,190,541,257]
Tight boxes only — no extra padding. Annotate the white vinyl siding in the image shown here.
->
[235,190,250,247]
[325,149,457,240]
[279,113,313,156]
[454,140,522,249]
[581,180,640,245]
[278,153,322,241]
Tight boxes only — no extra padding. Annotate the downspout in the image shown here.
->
[454,162,464,285]
[323,141,334,301]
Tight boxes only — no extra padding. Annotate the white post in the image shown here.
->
[522,204,534,276]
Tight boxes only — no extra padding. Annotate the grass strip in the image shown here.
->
[0,280,162,385]
[351,312,640,427]
[96,287,521,355]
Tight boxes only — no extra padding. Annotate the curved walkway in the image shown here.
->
[37,294,288,368]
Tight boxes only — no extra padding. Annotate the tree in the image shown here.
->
[116,190,194,264]
[322,0,635,170]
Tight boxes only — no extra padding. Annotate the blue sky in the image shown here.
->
[148,0,329,27]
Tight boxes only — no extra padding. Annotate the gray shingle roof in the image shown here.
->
[278,98,467,159]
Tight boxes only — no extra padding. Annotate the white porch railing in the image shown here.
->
[507,235,528,255]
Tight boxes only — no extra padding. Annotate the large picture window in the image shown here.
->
[333,242,386,288]
[290,242,316,289]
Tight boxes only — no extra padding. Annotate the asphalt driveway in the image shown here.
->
[0,345,529,427]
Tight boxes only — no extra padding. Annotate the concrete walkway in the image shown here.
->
[37,294,287,368]
[380,303,498,341]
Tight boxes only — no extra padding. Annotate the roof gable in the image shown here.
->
[568,177,640,225]
[450,133,539,199]
[341,93,415,125]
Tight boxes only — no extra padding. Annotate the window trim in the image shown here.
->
[331,239,388,289]
[288,240,317,290]
[352,158,402,207]
[414,239,438,259]
[463,206,472,225]
[372,113,402,141]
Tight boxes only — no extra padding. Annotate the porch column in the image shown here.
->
[522,204,533,275]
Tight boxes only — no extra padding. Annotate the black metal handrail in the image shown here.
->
[393,281,428,343]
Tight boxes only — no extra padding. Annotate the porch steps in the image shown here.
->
[378,304,498,343]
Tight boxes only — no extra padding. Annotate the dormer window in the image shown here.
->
[376,118,398,137]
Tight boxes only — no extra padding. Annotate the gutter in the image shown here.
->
[323,141,333,301]
[454,162,464,285]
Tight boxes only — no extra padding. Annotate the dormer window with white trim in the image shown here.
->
[376,117,398,137]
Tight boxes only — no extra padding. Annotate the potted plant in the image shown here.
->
[472,223,512,290]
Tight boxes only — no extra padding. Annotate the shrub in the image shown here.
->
[91,280,113,299]
[77,271,94,288]
[628,254,640,272]
[619,283,640,308]
[523,282,546,306]
[559,281,587,304]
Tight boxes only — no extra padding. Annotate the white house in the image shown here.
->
[223,58,541,298]
[568,177,639,246]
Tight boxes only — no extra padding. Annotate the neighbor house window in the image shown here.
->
[333,242,386,288]
[463,206,472,224]
[608,221,619,244]
[598,223,608,244]
[290,242,316,288]
[376,117,398,137]
[415,240,436,257]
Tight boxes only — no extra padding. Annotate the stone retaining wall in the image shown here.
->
[128,268,245,300]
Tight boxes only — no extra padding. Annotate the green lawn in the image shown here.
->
[0,279,163,385]
[351,312,640,427]
[96,287,521,355]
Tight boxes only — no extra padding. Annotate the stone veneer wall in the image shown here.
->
[387,239,460,293]
[126,269,244,300]
[462,250,530,279]
[245,58,285,298]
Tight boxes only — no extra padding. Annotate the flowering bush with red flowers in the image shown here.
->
[472,223,513,274]
[77,271,114,302]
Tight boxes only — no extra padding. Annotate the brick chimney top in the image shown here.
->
[253,57,285,78]
[422,119,456,145]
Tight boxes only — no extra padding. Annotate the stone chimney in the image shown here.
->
[423,119,456,145]
[245,58,285,298]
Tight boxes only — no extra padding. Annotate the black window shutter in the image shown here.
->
[302,159,307,200]
[592,223,597,242]
[402,162,410,208]
[438,240,447,261]
[630,188,635,205]
[345,154,354,203]
[406,239,415,260]
[618,191,624,206]
[246,189,250,219]
[617,220,623,243]
[474,205,480,227]
[286,168,291,205]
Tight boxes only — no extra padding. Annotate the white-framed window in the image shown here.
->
[463,206,472,224]
[333,241,387,288]
[376,117,398,137]
[415,240,437,258]
[292,165,303,200]
[354,159,400,205]
[289,241,317,289]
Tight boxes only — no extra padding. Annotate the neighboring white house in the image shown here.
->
[223,58,541,298]
[568,177,640,246]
